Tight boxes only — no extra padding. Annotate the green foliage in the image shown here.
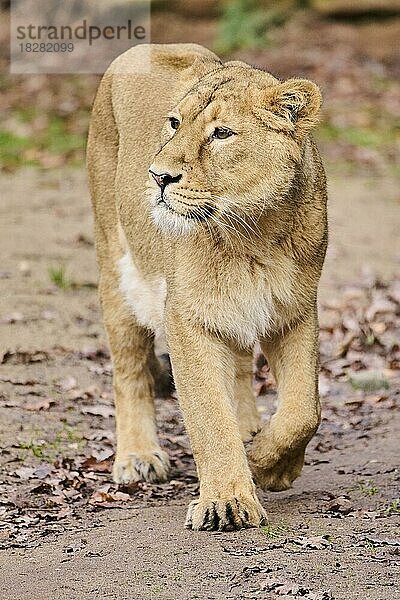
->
[348,370,389,392]
[0,130,37,169]
[18,423,86,462]
[43,116,85,155]
[316,123,397,149]
[48,264,97,290]
[0,110,86,171]
[356,479,379,497]
[19,440,47,459]
[215,0,287,55]
[384,499,400,515]
[19,435,64,461]
[48,265,72,289]
[260,522,288,538]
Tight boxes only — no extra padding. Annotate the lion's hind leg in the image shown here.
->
[148,351,174,399]
[234,352,261,443]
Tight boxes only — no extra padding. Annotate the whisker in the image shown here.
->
[209,194,262,239]
[207,212,237,253]
[209,212,246,253]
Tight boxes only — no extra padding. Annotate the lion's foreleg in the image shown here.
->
[100,267,170,485]
[165,309,266,531]
[247,309,320,491]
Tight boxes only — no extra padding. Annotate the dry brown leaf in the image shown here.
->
[66,389,86,401]
[326,496,354,514]
[84,385,100,398]
[89,487,130,505]
[292,535,331,550]
[0,350,49,365]
[57,376,78,392]
[23,397,54,411]
[14,467,36,480]
[81,405,115,418]
[81,455,113,473]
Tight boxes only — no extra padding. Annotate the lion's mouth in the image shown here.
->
[157,195,215,222]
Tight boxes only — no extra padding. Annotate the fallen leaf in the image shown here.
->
[365,297,396,321]
[0,376,41,385]
[261,575,334,598]
[361,536,400,548]
[89,487,130,505]
[79,346,109,360]
[0,350,49,365]
[81,405,115,418]
[66,388,86,400]
[84,385,100,398]
[81,455,113,473]
[30,482,54,495]
[92,448,114,461]
[292,535,331,550]
[276,582,302,595]
[63,539,87,554]
[23,397,54,411]
[57,376,78,392]
[261,576,286,592]
[326,496,354,515]
[14,467,36,480]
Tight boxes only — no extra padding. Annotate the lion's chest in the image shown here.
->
[195,286,276,347]
[174,252,297,347]
[118,251,293,349]
[178,267,280,348]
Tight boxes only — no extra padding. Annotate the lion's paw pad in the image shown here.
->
[113,449,170,484]
[185,496,267,531]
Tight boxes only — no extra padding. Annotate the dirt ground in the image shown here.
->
[0,167,399,600]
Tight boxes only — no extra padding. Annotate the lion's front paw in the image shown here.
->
[249,449,305,491]
[247,430,306,491]
[185,495,267,531]
[113,449,170,484]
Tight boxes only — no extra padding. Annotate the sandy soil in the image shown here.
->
[0,168,399,600]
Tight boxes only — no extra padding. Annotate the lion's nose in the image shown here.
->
[149,169,182,190]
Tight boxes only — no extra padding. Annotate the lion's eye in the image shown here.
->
[169,117,180,130]
[212,127,234,140]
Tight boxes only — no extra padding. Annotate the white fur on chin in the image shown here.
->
[151,203,197,236]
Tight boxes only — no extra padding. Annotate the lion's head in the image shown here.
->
[148,61,322,236]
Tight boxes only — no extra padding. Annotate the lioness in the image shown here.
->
[87,43,328,531]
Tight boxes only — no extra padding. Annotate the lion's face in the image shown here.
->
[148,66,321,236]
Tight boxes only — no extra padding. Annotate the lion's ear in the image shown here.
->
[261,78,322,136]
[182,55,223,81]
[152,46,222,81]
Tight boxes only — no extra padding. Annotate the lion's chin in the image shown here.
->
[151,203,197,236]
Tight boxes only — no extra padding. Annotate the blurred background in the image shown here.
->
[0,0,399,173]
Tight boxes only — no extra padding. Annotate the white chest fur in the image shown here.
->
[118,250,296,350]
[118,252,167,336]
[193,281,276,348]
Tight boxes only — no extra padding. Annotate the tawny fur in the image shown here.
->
[87,44,328,531]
